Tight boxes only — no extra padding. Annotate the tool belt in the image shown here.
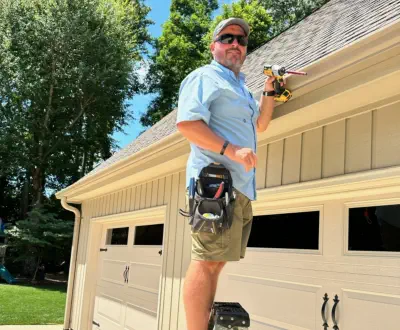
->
[179,163,236,234]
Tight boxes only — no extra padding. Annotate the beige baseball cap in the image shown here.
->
[212,18,250,40]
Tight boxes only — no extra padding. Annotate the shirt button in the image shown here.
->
[243,119,247,123]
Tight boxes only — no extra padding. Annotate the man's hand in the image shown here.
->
[264,76,285,92]
[264,76,276,92]
[225,144,257,172]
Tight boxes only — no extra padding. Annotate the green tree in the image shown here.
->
[6,205,74,281]
[0,0,152,277]
[0,0,152,208]
[140,0,218,127]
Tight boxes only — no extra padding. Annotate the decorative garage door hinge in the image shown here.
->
[99,248,107,252]
[92,320,100,327]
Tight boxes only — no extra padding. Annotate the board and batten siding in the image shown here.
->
[67,100,400,330]
[67,173,192,330]
[256,102,400,190]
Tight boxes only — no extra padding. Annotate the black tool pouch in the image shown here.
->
[180,163,235,234]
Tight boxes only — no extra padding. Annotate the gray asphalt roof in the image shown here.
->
[88,0,400,177]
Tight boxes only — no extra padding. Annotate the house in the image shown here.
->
[56,0,400,329]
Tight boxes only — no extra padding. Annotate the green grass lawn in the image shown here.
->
[0,281,67,325]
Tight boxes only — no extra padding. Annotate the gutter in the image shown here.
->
[61,197,81,330]
[56,130,185,201]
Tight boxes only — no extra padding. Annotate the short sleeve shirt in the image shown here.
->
[177,60,259,200]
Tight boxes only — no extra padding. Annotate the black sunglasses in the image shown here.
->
[215,34,248,46]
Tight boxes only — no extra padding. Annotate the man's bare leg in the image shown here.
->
[211,261,226,303]
[183,260,226,330]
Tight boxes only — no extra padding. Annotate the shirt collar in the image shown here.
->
[211,60,246,84]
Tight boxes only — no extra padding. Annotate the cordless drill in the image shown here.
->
[263,64,307,103]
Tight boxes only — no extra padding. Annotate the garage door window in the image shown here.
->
[106,227,129,245]
[348,204,400,252]
[134,224,164,245]
[248,211,320,250]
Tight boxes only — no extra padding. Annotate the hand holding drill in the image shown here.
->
[263,64,307,103]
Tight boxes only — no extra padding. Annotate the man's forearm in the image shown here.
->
[257,94,275,132]
[177,120,258,171]
[177,120,226,154]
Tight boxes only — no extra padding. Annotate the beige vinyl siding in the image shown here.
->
[282,134,302,185]
[322,120,346,178]
[256,102,400,190]
[256,145,268,189]
[266,140,284,188]
[301,127,323,182]
[373,102,400,168]
[345,112,372,173]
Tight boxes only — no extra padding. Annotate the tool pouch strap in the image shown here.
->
[181,163,235,234]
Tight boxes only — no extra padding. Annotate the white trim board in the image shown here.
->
[253,165,400,211]
[91,205,167,225]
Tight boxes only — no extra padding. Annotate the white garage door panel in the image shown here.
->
[128,262,161,291]
[130,247,162,263]
[218,274,320,330]
[126,288,158,312]
[341,289,400,330]
[97,294,124,324]
[92,288,125,330]
[99,259,126,287]
[92,316,120,330]
[125,302,157,330]
[250,314,310,330]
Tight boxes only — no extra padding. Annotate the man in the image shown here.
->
[176,17,279,330]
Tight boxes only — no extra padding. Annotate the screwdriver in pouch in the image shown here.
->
[213,181,224,199]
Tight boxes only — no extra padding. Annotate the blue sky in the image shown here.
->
[112,0,232,149]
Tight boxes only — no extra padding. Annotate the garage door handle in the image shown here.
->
[321,293,329,330]
[332,294,340,330]
[158,250,162,256]
[123,266,128,283]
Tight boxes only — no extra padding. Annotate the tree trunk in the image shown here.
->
[80,149,87,178]
[32,255,42,283]
[31,166,44,206]
[0,176,6,216]
[20,170,30,219]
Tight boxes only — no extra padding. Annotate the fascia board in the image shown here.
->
[56,131,185,201]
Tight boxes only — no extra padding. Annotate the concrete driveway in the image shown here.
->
[0,326,62,330]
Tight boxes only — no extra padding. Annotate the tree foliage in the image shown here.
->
[0,0,152,277]
[140,0,218,127]
[6,205,74,280]
[0,0,152,207]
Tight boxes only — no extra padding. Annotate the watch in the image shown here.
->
[263,90,276,96]
[220,140,229,155]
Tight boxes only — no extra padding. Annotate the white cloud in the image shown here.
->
[136,60,150,84]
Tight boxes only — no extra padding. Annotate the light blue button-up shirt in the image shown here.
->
[177,60,259,200]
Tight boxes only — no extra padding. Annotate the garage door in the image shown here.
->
[216,184,400,330]
[92,220,164,330]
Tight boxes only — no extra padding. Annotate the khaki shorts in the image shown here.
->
[187,189,253,262]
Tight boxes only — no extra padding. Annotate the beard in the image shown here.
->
[224,49,245,72]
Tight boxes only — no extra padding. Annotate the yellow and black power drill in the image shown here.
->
[263,64,307,103]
